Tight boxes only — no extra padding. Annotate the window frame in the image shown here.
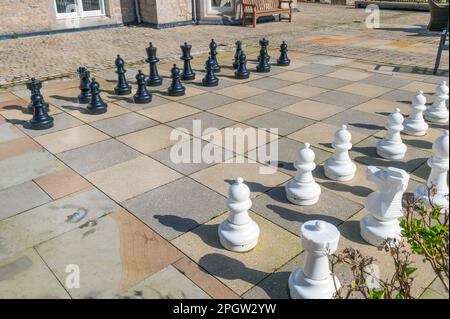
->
[207,0,235,15]
[54,0,105,20]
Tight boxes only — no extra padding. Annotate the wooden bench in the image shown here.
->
[242,0,293,28]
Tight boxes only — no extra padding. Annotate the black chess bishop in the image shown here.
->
[114,55,132,95]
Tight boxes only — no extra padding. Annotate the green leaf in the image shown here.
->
[405,267,417,276]
[369,290,385,299]
[351,280,357,289]
[395,293,404,299]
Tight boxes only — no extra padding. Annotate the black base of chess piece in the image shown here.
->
[87,78,108,114]
[235,52,250,80]
[114,55,132,95]
[27,101,49,114]
[233,41,243,69]
[134,70,152,104]
[77,66,92,103]
[202,57,219,87]
[277,41,291,66]
[168,64,186,97]
[28,79,54,130]
[26,78,49,114]
[256,58,271,73]
[146,42,163,87]
[181,42,196,81]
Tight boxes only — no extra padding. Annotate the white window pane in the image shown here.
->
[55,0,77,14]
[82,0,101,11]
[211,0,233,8]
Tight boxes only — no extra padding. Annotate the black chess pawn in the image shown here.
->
[29,79,53,130]
[277,41,291,66]
[133,70,152,104]
[256,38,271,73]
[180,42,196,81]
[202,57,219,87]
[77,66,91,103]
[26,78,49,114]
[146,42,163,87]
[87,78,108,114]
[233,41,243,69]
[168,64,185,97]
[114,55,132,95]
[209,39,221,73]
[235,52,250,80]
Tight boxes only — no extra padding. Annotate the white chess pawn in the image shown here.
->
[404,91,429,136]
[415,130,449,211]
[376,108,407,160]
[360,166,410,246]
[324,125,357,181]
[218,177,260,252]
[289,220,341,299]
[425,81,449,124]
[286,143,321,205]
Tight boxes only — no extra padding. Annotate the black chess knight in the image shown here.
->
[26,77,49,114]
[203,57,219,87]
[277,41,291,66]
[146,42,163,87]
[114,55,132,95]
[180,42,196,81]
[133,70,152,104]
[87,78,108,114]
[28,78,54,130]
[209,39,221,73]
[77,66,91,103]
[233,41,243,69]
[168,64,186,97]
[235,52,250,80]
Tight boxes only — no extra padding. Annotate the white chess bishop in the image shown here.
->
[415,130,449,211]
[425,81,449,124]
[218,177,260,252]
[324,125,357,181]
[286,143,321,206]
[360,166,410,246]
[404,91,429,136]
[289,220,341,299]
[376,108,407,160]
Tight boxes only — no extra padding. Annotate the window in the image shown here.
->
[208,0,234,13]
[54,0,105,19]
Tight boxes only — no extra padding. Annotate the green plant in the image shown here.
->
[10,33,19,39]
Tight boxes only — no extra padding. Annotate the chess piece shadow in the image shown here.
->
[5,118,32,129]
[1,103,26,112]
[266,202,342,226]
[349,123,384,131]
[49,95,80,104]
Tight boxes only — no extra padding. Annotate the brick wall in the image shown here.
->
[0,0,135,36]
[155,0,193,24]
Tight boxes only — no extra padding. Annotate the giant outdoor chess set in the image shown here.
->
[0,38,448,299]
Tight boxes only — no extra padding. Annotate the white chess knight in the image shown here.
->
[324,125,357,181]
[404,91,429,136]
[286,143,321,205]
[425,81,449,124]
[289,220,341,299]
[415,130,449,211]
[360,166,410,246]
[218,177,260,252]
[376,108,407,160]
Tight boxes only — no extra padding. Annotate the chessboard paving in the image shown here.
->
[0,49,448,299]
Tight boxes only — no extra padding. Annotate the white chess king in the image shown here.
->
[360,166,410,246]
[324,125,357,181]
[289,220,341,299]
[218,177,260,252]
[425,81,449,124]
[415,130,449,211]
[286,143,321,205]
[376,108,407,160]
[404,91,429,136]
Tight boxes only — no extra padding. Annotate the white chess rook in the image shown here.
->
[360,166,410,246]
[286,143,321,206]
[415,130,449,211]
[324,125,357,181]
[404,91,429,136]
[425,81,449,124]
[218,177,260,252]
[289,220,341,299]
[376,108,407,160]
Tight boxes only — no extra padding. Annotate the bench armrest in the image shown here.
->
[279,0,293,8]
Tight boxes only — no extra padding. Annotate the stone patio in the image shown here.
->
[0,3,449,299]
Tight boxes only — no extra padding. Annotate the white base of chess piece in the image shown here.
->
[360,166,410,246]
[324,125,357,181]
[424,81,449,124]
[286,143,321,206]
[376,108,407,160]
[289,220,340,299]
[218,177,260,253]
[404,91,429,136]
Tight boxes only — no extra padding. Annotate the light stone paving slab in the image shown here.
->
[326,69,372,81]
[270,71,317,82]
[301,76,352,90]
[138,102,201,123]
[280,99,343,121]
[244,92,302,109]
[180,92,237,110]
[34,168,92,200]
[0,122,25,143]
[0,137,42,161]
[311,90,371,109]
[244,110,314,136]
[337,82,393,98]
[275,83,329,98]
[90,112,159,137]
[215,84,266,100]
[208,101,272,122]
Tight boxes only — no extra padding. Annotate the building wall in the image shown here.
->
[0,0,135,36]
